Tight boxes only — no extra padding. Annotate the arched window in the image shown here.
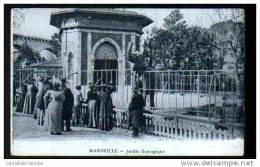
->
[95,42,118,60]
[94,42,118,85]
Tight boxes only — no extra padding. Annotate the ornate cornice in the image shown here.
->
[63,27,142,37]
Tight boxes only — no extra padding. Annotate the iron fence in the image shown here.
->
[12,68,244,124]
[141,70,243,124]
[12,68,64,106]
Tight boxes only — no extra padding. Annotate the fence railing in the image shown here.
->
[112,108,243,140]
[143,70,238,93]
[77,104,243,140]
[12,67,244,139]
[12,68,64,89]
[13,68,244,124]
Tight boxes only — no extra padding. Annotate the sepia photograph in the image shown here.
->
[4,5,255,157]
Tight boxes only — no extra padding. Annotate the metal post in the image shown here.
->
[168,70,170,110]
[126,70,128,105]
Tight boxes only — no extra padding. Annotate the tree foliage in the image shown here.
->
[47,32,61,57]
[142,9,219,70]
[163,9,186,30]
[14,43,41,67]
[210,20,245,67]
[210,9,245,96]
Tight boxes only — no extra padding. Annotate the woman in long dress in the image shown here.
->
[16,83,27,113]
[86,84,99,128]
[34,77,44,125]
[44,82,65,135]
[23,79,38,114]
[98,85,113,131]
[22,81,33,114]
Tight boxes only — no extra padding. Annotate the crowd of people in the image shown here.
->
[15,75,145,137]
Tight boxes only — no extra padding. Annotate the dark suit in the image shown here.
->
[128,92,145,137]
[61,86,74,131]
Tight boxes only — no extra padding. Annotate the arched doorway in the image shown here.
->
[94,42,118,85]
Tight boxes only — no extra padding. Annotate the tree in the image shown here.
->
[14,43,40,67]
[185,27,218,69]
[210,9,245,96]
[47,32,61,57]
[164,9,186,30]
[142,9,219,70]
[141,9,188,70]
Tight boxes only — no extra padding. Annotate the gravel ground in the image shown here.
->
[11,112,244,156]
[12,112,157,141]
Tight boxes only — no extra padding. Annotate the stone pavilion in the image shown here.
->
[50,8,152,90]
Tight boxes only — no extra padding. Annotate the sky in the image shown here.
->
[12,8,238,40]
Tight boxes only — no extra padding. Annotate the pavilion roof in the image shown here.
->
[50,8,153,28]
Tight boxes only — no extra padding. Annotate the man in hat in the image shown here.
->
[61,78,74,131]
[128,86,145,137]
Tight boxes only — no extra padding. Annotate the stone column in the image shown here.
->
[87,32,94,84]
[122,34,126,56]
[61,31,67,78]
[65,29,82,91]
[118,34,126,88]
[74,29,82,88]
[118,56,126,86]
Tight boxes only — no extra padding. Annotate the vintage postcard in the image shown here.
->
[5,5,254,157]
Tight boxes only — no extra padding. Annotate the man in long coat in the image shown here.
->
[61,78,74,131]
[128,87,145,137]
